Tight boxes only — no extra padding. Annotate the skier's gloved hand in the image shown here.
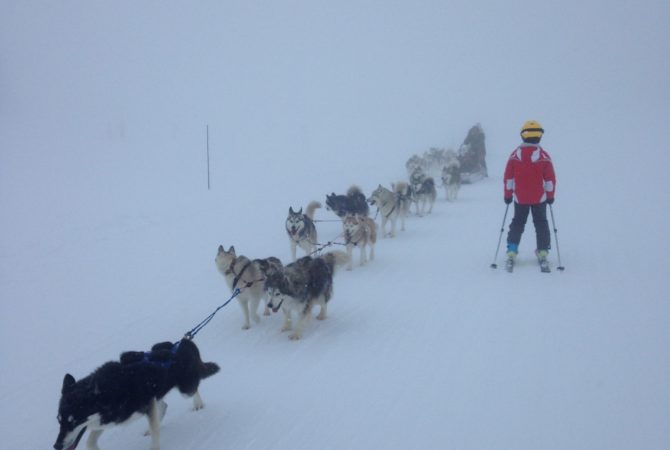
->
[504,196,513,204]
[546,198,554,205]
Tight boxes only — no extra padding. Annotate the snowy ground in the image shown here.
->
[2,150,669,449]
[1,2,669,450]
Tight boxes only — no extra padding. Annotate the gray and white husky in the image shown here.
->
[441,161,461,202]
[215,245,267,330]
[367,184,408,237]
[252,256,284,316]
[286,201,321,261]
[342,213,377,270]
[265,251,349,340]
[410,177,437,216]
[391,181,412,221]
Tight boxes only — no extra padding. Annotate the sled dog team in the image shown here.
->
[214,170,452,341]
[216,179,446,339]
[53,171,455,450]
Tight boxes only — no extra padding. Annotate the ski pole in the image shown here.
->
[490,203,510,269]
[549,204,565,271]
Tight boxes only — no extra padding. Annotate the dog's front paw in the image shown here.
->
[241,324,251,330]
[289,333,301,340]
[281,324,292,332]
[191,392,204,411]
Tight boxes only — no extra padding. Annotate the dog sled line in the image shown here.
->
[211,179,436,337]
[51,128,488,450]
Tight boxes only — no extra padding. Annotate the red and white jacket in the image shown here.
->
[503,144,556,205]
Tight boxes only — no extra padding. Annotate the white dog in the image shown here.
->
[215,245,266,330]
[342,213,377,270]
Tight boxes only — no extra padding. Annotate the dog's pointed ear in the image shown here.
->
[62,374,76,394]
[298,208,303,215]
[218,245,224,254]
[289,207,294,214]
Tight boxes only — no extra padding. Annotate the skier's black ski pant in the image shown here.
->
[506,202,551,251]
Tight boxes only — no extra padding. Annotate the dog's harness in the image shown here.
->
[225,260,265,290]
[345,225,367,247]
[232,261,251,290]
[130,341,181,370]
[379,197,397,219]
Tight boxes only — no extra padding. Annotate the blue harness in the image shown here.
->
[140,340,181,369]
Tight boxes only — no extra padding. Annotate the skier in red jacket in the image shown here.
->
[503,120,556,269]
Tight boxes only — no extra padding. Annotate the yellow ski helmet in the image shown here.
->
[520,120,544,139]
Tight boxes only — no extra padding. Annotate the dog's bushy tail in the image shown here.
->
[321,250,350,273]
[393,181,409,196]
[347,185,362,196]
[200,362,220,379]
[305,201,322,219]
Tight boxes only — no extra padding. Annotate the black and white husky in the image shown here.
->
[53,338,219,450]
[410,177,437,216]
[325,185,369,218]
[285,201,321,261]
[265,251,349,340]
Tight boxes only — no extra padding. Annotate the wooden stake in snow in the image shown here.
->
[206,124,211,190]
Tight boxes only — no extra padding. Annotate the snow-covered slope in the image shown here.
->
[1,2,669,450]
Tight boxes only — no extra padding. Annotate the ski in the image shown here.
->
[539,259,551,273]
[536,251,551,273]
[502,255,552,273]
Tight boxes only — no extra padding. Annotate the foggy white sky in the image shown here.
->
[1,1,669,217]
[2,1,668,149]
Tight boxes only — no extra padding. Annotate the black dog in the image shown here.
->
[53,338,219,450]
[325,185,369,218]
